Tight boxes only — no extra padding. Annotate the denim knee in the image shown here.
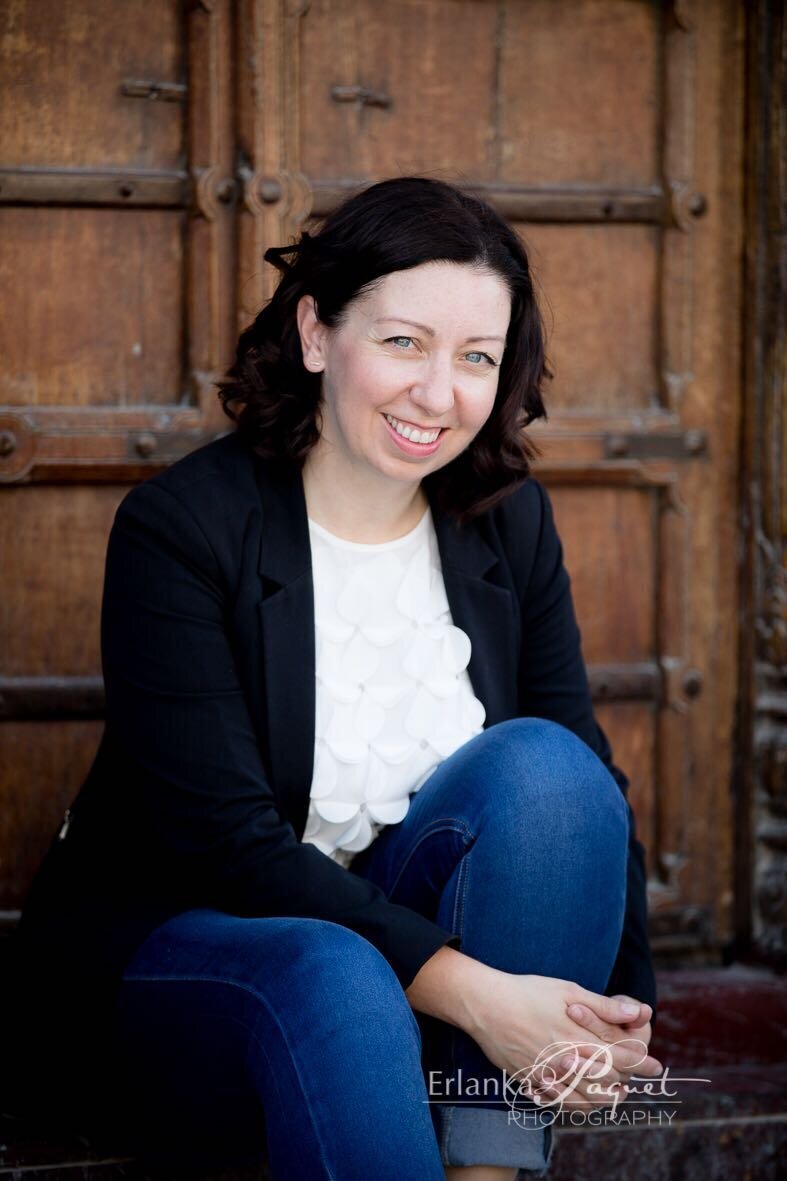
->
[475,716,629,834]
[277,920,424,1049]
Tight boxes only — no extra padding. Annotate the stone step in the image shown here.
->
[547,962,787,1180]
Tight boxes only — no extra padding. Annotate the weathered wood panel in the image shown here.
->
[1,486,123,675]
[298,0,500,180]
[0,0,185,171]
[0,209,185,406]
[522,224,659,412]
[499,0,659,185]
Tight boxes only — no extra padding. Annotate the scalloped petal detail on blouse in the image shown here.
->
[303,506,487,866]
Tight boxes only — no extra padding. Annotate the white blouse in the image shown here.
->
[302,505,487,868]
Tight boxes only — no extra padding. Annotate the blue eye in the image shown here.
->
[387,336,415,349]
[466,351,497,367]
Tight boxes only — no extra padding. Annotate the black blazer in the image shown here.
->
[3,431,656,1118]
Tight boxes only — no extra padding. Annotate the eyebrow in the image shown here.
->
[373,317,506,345]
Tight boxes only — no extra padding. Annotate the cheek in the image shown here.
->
[458,382,499,433]
[341,357,404,415]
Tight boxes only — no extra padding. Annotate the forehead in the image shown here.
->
[354,262,511,328]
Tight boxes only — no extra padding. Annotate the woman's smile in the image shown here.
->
[382,412,446,456]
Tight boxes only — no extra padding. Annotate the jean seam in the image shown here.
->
[452,835,473,939]
[118,973,338,1181]
[387,817,477,899]
[448,845,473,1086]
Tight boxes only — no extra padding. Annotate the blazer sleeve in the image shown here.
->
[101,478,460,992]
[514,480,658,1025]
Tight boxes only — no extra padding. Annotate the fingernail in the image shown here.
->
[621,1003,639,1016]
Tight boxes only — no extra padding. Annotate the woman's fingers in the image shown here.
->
[608,993,653,1029]
[565,1003,662,1078]
[532,1073,629,1112]
[575,990,649,1027]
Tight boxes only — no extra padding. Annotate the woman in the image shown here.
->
[3,177,661,1180]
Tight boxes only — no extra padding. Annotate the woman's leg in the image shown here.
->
[349,717,631,1177]
[108,909,447,1180]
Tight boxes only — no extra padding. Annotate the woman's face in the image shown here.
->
[297,261,511,485]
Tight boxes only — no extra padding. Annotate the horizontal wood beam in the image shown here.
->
[307,179,668,224]
[0,413,224,483]
[0,167,190,208]
[0,677,105,720]
[0,172,707,230]
[587,662,662,702]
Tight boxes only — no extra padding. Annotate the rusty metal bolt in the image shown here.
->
[688,192,707,217]
[216,178,237,204]
[135,432,157,458]
[259,177,282,204]
[685,429,706,456]
[682,669,703,699]
[607,434,629,458]
[0,429,17,457]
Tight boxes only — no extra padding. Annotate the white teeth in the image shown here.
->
[384,414,441,444]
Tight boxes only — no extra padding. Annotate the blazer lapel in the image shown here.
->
[251,456,521,839]
[425,483,521,727]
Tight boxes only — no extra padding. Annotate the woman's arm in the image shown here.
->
[405,944,661,1105]
[100,477,460,991]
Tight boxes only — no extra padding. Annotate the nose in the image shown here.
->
[408,352,455,418]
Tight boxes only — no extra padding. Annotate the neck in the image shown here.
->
[302,447,428,544]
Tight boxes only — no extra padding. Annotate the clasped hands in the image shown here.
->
[467,972,663,1115]
[525,991,661,1113]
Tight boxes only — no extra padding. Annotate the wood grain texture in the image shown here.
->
[596,699,656,859]
[0,208,185,406]
[298,0,499,181]
[550,485,655,664]
[0,486,124,676]
[0,0,184,171]
[521,222,659,411]
[499,0,659,185]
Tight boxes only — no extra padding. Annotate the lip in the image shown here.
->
[381,413,446,457]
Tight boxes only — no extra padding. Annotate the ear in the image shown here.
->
[296,294,327,372]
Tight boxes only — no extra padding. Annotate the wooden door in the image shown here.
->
[1,0,745,973]
[0,0,236,917]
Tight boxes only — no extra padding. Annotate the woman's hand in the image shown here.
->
[463,970,662,1112]
[532,992,657,1111]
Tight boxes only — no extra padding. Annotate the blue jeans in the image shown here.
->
[112,718,629,1179]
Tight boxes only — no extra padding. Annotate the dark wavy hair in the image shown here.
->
[216,176,551,522]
